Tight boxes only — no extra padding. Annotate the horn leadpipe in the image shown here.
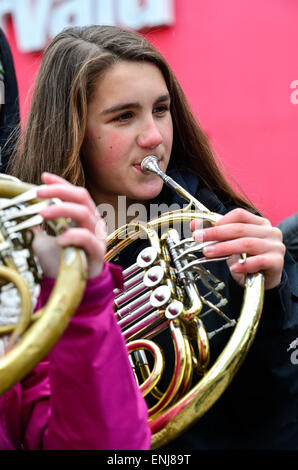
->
[141,156,246,267]
[141,156,209,213]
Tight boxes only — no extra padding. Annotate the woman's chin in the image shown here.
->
[136,183,163,202]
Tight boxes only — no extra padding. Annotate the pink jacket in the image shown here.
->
[0,263,151,450]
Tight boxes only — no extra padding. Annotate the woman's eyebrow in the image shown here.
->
[100,94,171,116]
[100,102,141,116]
[155,93,171,104]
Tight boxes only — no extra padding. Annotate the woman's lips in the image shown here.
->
[133,159,161,173]
[132,164,143,174]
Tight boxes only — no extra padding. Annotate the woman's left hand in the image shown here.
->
[33,172,106,279]
[191,208,285,290]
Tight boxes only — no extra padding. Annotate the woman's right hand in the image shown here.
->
[33,172,106,279]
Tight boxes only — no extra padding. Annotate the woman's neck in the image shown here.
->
[88,186,148,233]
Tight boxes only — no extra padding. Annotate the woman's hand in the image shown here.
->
[191,208,285,290]
[33,172,106,279]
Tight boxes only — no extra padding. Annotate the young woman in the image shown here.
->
[0,28,151,451]
[7,25,298,450]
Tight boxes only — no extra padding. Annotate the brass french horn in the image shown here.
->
[0,174,87,395]
[106,156,264,449]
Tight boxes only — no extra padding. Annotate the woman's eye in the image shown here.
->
[153,105,169,115]
[113,112,133,122]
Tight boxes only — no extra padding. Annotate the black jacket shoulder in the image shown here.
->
[0,28,19,173]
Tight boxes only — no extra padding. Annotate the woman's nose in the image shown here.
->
[137,119,163,149]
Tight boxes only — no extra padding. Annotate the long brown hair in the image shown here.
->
[9,25,254,210]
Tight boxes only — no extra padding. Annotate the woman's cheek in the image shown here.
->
[100,132,128,167]
[84,126,126,166]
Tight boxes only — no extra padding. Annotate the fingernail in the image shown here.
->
[203,245,214,255]
[38,210,48,218]
[37,188,47,197]
[230,263,240,272]
[193,230,205,243]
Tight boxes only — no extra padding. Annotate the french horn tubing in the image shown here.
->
[0,174,87,396]
[106,156,264,449]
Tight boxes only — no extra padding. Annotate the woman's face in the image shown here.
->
[82,60,173,208]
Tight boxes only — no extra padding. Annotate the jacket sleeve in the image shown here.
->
[21,262,151,450]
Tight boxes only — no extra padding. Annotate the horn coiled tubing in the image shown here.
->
[106,156,264,449]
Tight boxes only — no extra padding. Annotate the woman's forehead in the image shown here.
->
[90,61,169,107]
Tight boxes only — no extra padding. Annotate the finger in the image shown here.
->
[193,223,282,243]
[37,184,97,213]
[40,202,99,231]
[57,228,105,259]
[215,208,271,227]
[202,237,282,259]
[57,228,105,278]
[94,217,108,240]
[229,252,284,276]
[190,219,206,232]
[190,209,271,233]
[41,172,73,186]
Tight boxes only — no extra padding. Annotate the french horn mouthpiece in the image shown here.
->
[141,156,160,174]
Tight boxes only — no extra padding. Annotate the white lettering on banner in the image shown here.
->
[48,0,94,39]
[97,0,114,26]
[118,0,174,30]
[0,0,52,52]
[0,0,14,26]
[0,0,175,53]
